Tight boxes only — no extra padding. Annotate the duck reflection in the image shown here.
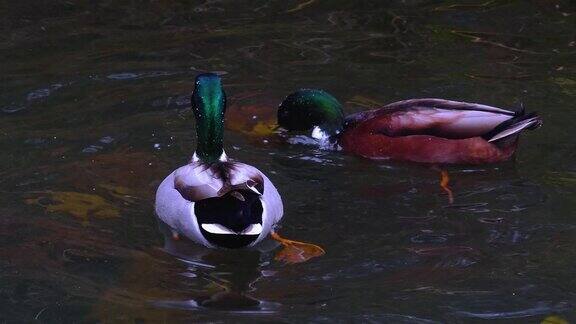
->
[150,220,280,313]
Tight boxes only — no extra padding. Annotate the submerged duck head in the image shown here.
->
[278,89,345,141]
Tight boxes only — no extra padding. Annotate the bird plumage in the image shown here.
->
[278,92,542,164]
[155,74,283,249]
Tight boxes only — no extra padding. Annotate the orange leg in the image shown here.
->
[440,170,454,204]
[270,232,325,264]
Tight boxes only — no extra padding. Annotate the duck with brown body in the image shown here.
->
[278,89,542,164]
[155,74,323,263]
[278,89,542,202]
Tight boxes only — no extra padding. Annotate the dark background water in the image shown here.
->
[1,0,575,323]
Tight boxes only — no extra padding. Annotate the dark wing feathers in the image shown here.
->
[483,112,542,143]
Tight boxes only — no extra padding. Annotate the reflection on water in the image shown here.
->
[1,0,576,322]
[151,222,279,313]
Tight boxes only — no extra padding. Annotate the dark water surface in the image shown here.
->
[1,1,575,323]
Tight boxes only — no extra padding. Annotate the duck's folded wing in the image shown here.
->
[348,98,539,140]
[173,162,266,202]
[173,163,224,202]
[383,98,517,115]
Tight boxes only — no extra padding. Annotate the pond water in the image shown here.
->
[1,1,575,323]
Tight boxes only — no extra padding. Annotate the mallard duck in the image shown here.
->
[278,89,542,165]
[155,74,323,262]
[278,89,542,203]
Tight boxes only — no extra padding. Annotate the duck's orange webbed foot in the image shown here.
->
[270,232,325,264]
[440,169,454,204]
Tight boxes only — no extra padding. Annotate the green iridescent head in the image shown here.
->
[191,73,226,164]
[278,89,344,139]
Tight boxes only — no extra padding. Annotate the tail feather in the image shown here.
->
[483,112,542,143]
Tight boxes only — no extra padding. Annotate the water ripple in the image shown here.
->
[451,302,572,320]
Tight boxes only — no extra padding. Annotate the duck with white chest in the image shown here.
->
[155,73,323,263]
